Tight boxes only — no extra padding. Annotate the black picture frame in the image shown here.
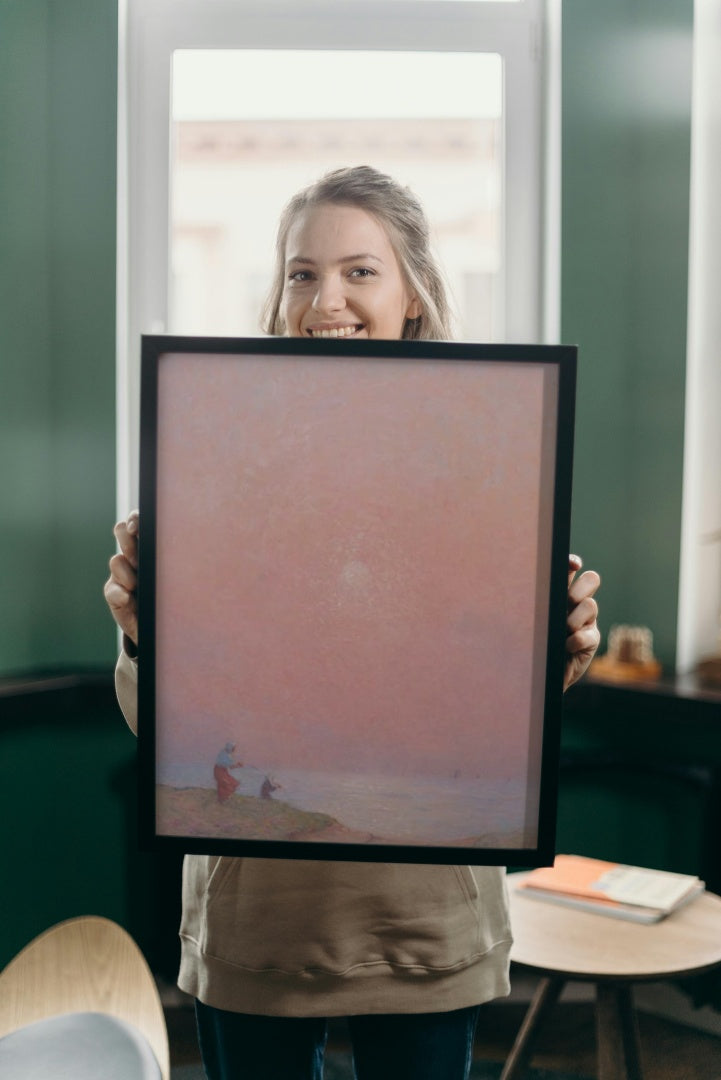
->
[138,335,576,865]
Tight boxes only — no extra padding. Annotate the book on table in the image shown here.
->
[515,854,705,923]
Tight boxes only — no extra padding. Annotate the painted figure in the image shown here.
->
[260,775,281,799]
[214,742,243,802]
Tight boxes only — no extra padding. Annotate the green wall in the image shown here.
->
[0,682,184,974]
[563,0,693,669]
[0,0,130,971]
[0,0,118,675]
[0,1,694,677]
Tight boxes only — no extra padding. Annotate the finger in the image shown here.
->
[108,552,137,593]
[566,623,601,657]
[103,577,133,613]
[568,568,601,607]
[113,518,139,568]
[566,594,599,634]
[103,580,139,642]
[567,553,583,588]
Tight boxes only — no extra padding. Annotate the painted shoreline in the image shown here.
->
[155,785,526,848]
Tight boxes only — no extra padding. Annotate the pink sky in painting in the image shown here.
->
[153,352,555,793]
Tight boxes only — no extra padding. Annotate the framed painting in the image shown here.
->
[137,336,576,865]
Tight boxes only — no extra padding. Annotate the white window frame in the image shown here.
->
[117,0,559,511]
[676,0,721,674]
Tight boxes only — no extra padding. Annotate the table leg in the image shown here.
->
[499,976,565,1080]
[596,982,643,1080]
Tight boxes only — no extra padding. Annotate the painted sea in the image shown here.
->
[156,763,534,848]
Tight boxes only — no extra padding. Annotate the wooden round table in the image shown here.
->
[503,872,721,1080]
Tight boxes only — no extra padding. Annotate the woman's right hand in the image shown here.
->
[104,509,139,646]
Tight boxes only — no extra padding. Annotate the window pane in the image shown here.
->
[335,1,521,3]
[170,50,503,341]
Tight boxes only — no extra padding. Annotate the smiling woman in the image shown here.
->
[263,166,452,341]
[283,205,420,340]
[106,159,600,1079]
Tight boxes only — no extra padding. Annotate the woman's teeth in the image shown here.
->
[310,325,361,338]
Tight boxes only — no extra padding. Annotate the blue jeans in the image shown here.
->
[195,1000,481,1080]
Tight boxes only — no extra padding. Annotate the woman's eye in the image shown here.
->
[349,267,375,279]
[288,269,313,283]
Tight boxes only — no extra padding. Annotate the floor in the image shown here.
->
[165,987,721,1079]
[474,999,721,1079]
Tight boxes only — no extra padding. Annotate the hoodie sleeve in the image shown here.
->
[115,644,139,736]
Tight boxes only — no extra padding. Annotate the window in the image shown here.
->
[118,0,557,509]
[169,49,503,340]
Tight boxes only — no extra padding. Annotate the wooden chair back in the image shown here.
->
[0,916,169,1080]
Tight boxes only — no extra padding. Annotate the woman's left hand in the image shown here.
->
[564,555,601,691]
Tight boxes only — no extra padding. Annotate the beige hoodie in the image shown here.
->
[116,650,512,1016]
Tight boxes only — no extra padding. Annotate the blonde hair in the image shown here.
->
[261,166,454,341]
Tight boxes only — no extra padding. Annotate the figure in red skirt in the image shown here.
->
[214,742,243,802]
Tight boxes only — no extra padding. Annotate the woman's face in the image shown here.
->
[280,203,421,340]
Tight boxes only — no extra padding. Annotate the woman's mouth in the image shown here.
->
[307,324,364,338]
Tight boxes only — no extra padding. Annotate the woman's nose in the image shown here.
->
[312,274,345,314]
